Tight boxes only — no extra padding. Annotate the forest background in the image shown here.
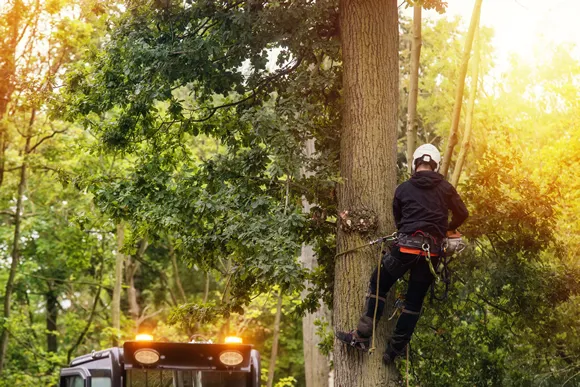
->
[1,0,580,386]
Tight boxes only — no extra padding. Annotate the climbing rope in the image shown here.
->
[368,239,385,355]
[335,232,398,258]
[406,344,410,387]
[422,243,440,283]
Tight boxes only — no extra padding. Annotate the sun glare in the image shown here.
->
[413,0,580,79]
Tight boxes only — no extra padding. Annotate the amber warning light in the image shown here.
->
[135,333,154,341]
[224,336,243,344]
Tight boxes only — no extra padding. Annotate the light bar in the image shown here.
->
[224,336,243,344]
[135,333,154,341]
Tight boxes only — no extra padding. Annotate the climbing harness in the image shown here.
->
[388,296,406,321]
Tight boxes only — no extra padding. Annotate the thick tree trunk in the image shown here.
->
[300,138,331,387]
[439,0,483,178]
[267,290,283,387]
[335,1,399,386]
[46,288,58,353]
[112,222,125,346]
[405,4,422,174]
[0,132,31,373]
[451,24,480,187]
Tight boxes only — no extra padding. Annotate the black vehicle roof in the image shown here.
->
[70,347,123,367]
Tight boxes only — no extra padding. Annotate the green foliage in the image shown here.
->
[314,318,334,357]
[2,0,580,385]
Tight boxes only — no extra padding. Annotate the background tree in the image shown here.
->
[405,2,422,173]
[440,0,483,178]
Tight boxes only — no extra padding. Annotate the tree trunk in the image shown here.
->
[127,239,148,328]
[126,256,140,323]
[111,222,125,346]
[301,243,332,387]
[405,4,422,174]
[0,0,23,188]
[451,24,480,187]
[67,249,105,364]
[0,132,31,373]
[203,272,210,303]
[439,0,483,178]
[46,288,58,353]
[267,290,283,387]
[335,0,399,385]
[217,259,232,343]
[300,138,331,387]
[169,241,187,302]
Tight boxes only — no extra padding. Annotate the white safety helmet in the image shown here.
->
[412,144,441,172]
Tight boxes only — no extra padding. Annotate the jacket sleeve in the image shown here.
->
[447,185,469,231]
[392,187,402,229]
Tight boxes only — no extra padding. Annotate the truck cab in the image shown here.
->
[59,337,261,387]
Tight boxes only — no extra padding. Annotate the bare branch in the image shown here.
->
[28,127,68,153]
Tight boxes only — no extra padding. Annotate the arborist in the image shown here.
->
[336,144,469,365]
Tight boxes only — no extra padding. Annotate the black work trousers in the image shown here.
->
[361,245,438,355]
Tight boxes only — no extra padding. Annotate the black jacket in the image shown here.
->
[393,171,468,238]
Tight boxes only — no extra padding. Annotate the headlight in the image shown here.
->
[219,350,243,366]
[134,348,160,365]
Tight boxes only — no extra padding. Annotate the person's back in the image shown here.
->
[395,169,468,239]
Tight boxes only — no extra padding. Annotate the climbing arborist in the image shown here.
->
[336,144,469,365]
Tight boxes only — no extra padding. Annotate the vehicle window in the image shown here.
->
[92,377,112,387]
[63,376,85,387]
[126,370,247,387]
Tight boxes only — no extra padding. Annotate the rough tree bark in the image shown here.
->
[451,24,480,187]
[406,4,422,173]
[440,0,483,178]
[334,0,399,385]
[112,222,125,346]
[300,138,331,387]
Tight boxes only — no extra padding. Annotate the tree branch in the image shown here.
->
[29,127,68,153]
[189,57,303,123]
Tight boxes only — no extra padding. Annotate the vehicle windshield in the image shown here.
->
[126,369,248,387]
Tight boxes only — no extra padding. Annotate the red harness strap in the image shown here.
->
[399,246,439,257]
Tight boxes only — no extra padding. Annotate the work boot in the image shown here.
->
[335,330,371,352]
[382,351,395,365]
[382,342,405,365]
